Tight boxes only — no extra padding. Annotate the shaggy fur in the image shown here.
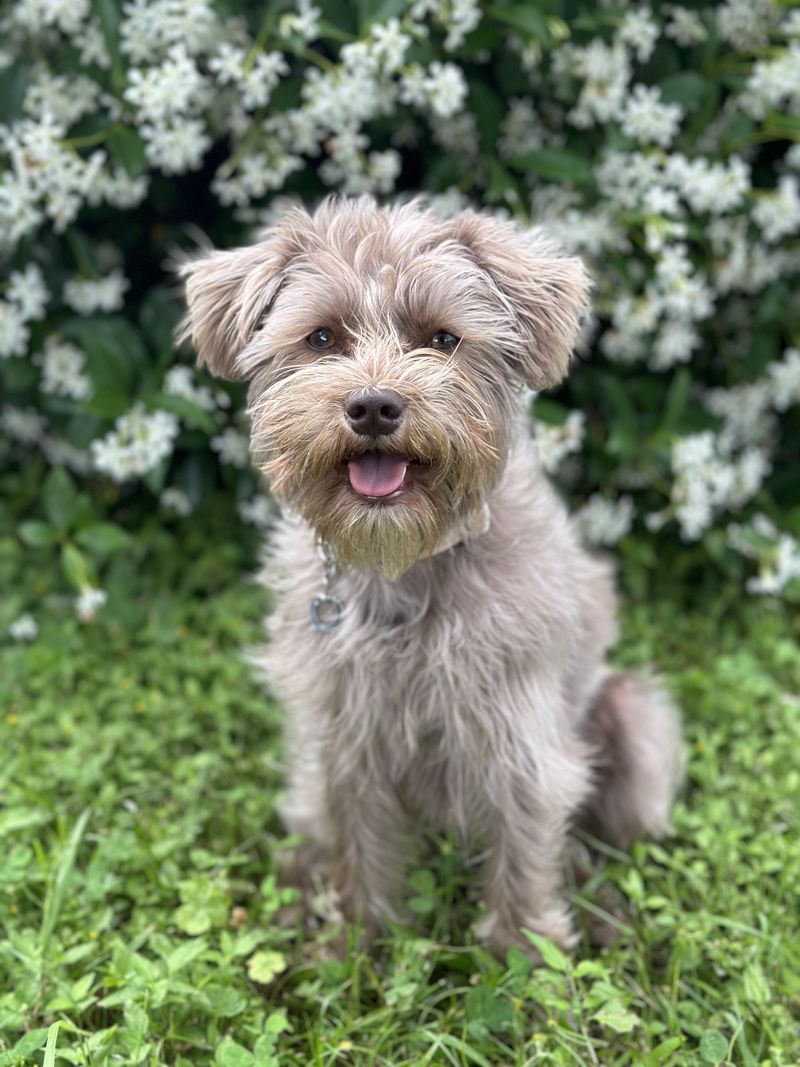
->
[180,196,683,956]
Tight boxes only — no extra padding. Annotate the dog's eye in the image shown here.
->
[307,327,336,350]
[430,331,460,351]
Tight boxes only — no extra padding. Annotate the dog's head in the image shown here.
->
[180,197,589,578]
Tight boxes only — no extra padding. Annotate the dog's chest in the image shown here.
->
[327,562,499,755]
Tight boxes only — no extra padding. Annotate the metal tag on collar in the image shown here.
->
[310,538,344,632]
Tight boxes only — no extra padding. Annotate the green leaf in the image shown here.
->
[61,543,95,591]
[0,61,28,124]
[107,126,148,178]
[215,1038,255,1067]
[660,72,711,108]
[660,367,692,434]
[152,393,216,433]
[488,5,552,43]
[93,0,124,89]
[43,467,79,531]
[642,1037,685,1066]
[19,521,58,548]
[61,317,149,418]
[593,1001,639,1034]
[465,985,514,1031]
[357,0,407,32]
[166,938,209,974]
[40,808,91,953]
[247,949,287,984]
[43,1022,61,1067]
[75,522,134,556]
[6,1029,50,1063]
[506,148,593,185]
[699,1029,729,1064]
[522,930,570,971]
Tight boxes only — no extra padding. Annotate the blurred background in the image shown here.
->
[1,3,799,1065]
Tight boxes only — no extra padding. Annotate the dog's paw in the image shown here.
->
[475,905,577,962]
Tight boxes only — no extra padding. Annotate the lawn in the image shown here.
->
[1,531,799,1067]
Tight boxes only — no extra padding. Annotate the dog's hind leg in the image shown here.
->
[580,673,684,848]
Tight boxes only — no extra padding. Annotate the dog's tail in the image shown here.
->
[580,672,685,848]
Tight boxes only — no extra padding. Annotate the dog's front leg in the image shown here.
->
[328,764,409,935]
[474,678,594,959]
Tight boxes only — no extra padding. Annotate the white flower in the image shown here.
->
[92,405,180,482]
[705,380,774,449]
[9,613,38,641]
[210,427,250,467]
[617,7,660,63]
[650,320,700,370]
[160,486,193,516]
[0,301,29,358]
[498,98,547,159]
[120,0,220,62]
[718,0,776,51]
[7,264,49,321]
[12,0,90,36]
[125,45,210,124]
[557,41,631,127]
[0,405,46,443]
[208,42,246,85]
[370,18,412,74]
[89,166,150,210]
[767,348,800,411]
[576,494,635,545]
[426,62,469,118]
[743,40,800,120]
[670,432,770,541]
[24,68,101,128]
[0,114,105,239]
[279,0,321,42]
[728,516,800,595]
[76,587,107,622]
[63,269,130,314]
[164,365,218,410]
[238,51,289,110]
[39,336,92,400]
[752,175,800,243]
[140,119,211,175]
[532,412,585,474]
[620,85,683,147]
[663,6,708,46]
[238,494,276,528]
[75,17,112,69]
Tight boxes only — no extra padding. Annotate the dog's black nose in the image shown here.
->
[344,388,406,437]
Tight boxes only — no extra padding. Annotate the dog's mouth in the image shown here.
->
[346,451,421,502]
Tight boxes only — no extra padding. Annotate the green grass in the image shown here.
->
[1,538,799,1066]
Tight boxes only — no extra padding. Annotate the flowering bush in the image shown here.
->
[1,0,799,626]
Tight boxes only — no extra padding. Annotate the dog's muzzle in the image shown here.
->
[343,387,406,437]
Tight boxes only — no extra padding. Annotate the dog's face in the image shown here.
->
[181,198,588,578]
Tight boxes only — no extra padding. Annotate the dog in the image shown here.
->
[180,196,683,958]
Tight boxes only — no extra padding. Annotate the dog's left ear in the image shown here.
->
[450,212,591,391]
[177,221,301,380]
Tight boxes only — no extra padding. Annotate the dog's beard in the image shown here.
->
[309,484,449,580]
[249,351,507,578]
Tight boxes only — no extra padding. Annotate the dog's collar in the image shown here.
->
[309,503,491,632]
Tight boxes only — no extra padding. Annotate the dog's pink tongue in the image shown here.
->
[348,452,407,497]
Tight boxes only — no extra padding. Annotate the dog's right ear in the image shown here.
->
[178,225,300,380]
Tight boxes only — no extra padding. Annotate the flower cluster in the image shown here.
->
[0,0,798,600]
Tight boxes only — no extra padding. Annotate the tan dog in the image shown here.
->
[180,196,682,957]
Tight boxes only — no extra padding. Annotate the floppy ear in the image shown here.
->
[178,223,300,380]
[450,212,591,391]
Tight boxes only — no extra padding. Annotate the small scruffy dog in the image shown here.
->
[180,197,682,957]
